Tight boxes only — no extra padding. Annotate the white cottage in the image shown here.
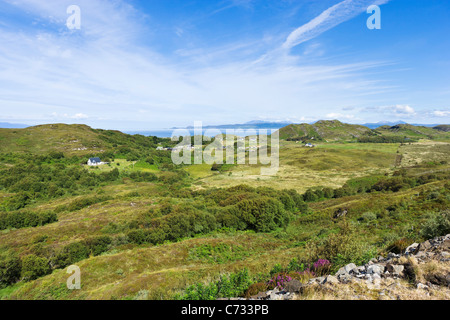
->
[87,157,102,166]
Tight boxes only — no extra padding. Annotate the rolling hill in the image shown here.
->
[277,120,374,142]
[277,120,450,142]
[0,123,165,157]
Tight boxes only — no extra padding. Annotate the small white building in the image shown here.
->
[87,157,103,166]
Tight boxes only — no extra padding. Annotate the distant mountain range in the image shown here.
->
[360,121,445,129]
[175,120,293,130]
[173,120,447,131]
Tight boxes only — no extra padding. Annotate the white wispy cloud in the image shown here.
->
[363,105,417,118]
[326,112,357,120]
[431,110,450,117]
[282,0,390,50]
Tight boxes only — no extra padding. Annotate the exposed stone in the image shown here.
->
[424,273,450,287]
[338,274,353,284]
[344,263,357,274]
[250,291,268,300]
[417,283,429,290]
[385,264,404,276]
[283,280,303,293]
[417,240,432,252]
[405,243,419,255]
[244,234,450,301]
[367,264,385,275]
[323,275,339,285]
[387,252,400,259]
[335,267,348,277]
[308,277,325,285]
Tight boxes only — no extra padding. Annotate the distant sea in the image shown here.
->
[124,126,285,138]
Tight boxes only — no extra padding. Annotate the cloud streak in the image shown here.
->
[282,0,390,50]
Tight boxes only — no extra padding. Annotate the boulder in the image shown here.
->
[438,239,450,251]
[323,275,339,285]
[416,283,429,290]
[308,277,325,285]
[404,243,419,255]
[416,240,432,252]
[250,291,268,300]
[367,264,385,275]
[385,264,404,276]
[335,267,348,277]
[344,263,357,274]
[283,280,303,293]
[338,274,354,284]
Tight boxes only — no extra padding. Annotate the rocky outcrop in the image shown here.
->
[245,234,450,300]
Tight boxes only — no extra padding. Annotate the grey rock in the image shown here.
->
[344,263,357,274]
[385,264,404,276]
[367,264,385,275]
[387,252,400,259]
[417,283,429,290]
[335,267,348,277]
[357,266,366,273]
[308,277,325,285]
[405,243,419,255]
[283,280,303,293]
[250,291,268,300]
[417,240,432,252]
[323,275,339,285]
[338,274,354,284]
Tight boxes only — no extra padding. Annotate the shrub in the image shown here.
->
[0,210,57,230]
[21,254,51,281]
[359,211,377,222]
[244,282,268,298]
[312,259,331,276]
[386,238,415,254]
[53,242,90,268]
[64,195,111,212]
[84,236,112,256]
[178,269,253,300]
[0,252,22,288]
[421,210,450,239]
[306,222,378,271]
[267,273,293,290]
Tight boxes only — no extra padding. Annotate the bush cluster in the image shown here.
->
[126,185,307,245]
[52,236,113,268]
[0,210,57,230]
[177,269,253,300]
[302,170,450,203]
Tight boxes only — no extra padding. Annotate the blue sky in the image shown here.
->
[0,0,449,130]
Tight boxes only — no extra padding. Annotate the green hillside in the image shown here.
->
[277,121,450,142]
[373,124,450,141]
[0,124,175,160]
[277,120,373,142]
